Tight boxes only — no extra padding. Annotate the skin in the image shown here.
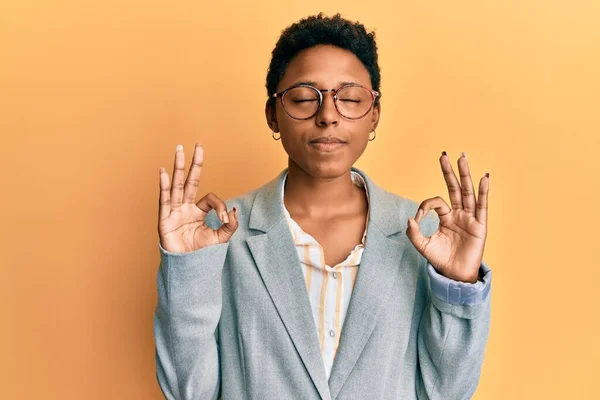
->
[407,153,490,283]
[158,44,490,284]
[265,44,380,266]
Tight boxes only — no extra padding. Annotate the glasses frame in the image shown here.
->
[271,83,380,120]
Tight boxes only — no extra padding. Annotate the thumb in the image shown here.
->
[406,217,428,254]
[215,207,239,243]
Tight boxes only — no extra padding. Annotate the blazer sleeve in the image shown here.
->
[415,212,492,400]
[154,210,228,400]
[427,261,492,306]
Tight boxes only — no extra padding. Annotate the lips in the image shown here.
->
[309,137,346,144]
[308,136,347,153]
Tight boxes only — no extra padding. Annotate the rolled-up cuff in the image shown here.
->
[427,260,492,306]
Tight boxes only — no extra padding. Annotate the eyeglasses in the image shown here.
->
[271,83,380,120]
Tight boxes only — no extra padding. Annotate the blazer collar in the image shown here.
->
[249,166,407,237]
[246,166,413,399]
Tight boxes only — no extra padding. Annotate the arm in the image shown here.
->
[427,261,492,306]
[154,211,228,400]
[415,258,492,399]
[406,151,493,399]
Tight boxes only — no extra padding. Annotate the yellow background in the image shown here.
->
[1,0,598,398]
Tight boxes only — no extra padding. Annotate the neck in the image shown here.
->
[283,160,361,219]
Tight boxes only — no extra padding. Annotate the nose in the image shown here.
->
[315,90,339,127]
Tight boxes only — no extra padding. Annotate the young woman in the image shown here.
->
[155,13,492,400]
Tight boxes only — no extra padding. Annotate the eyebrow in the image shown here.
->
[292,80,358,87]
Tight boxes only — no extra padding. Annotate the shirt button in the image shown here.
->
[329,329,335,337]
[332,272,338,279]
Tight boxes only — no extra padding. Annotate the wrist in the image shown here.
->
[437,268,479,284]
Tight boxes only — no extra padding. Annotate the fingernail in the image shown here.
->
[233,207,238,219]
[222,211,230,224]
[462,152,467,159]
[176,144,183,152]
[159,167,165,174]
[485,172,489,178]
[442,151,447,156]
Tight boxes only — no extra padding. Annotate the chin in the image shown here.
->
[302,160,352,180]
[287,146,359,179]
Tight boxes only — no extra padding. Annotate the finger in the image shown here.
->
[458,152,477,215]
[440,151,463,210]
[196,193,229,224]
[475,173,490,225]
[183,143,204,204]
[158,167,171,221]
[415,196,452,223]
[406,217,430,254]
[170,145,186,209]
[215,207,239,243]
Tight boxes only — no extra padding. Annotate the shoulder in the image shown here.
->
[204,186,262,230]
[374,185,440,238]
[357,167,439,237]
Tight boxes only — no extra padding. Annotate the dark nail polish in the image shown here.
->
[442,151,447,156]
[485,173,489,178]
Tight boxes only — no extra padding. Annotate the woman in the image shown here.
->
[154,13,492,400]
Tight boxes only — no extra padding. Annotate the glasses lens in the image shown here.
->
[282,86,320,119]
[335,86,374,119]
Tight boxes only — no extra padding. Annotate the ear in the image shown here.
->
[370,101,381,131]
[265,99,279,132]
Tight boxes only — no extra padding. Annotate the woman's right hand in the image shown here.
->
[158,144,238,253]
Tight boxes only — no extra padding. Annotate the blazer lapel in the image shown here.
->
[327,167,414,399]
[243,167,415,400]
[245,170,331,400]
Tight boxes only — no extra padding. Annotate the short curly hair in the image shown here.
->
[266,13,381,106]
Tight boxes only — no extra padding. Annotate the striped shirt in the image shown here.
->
[281,171,369,379]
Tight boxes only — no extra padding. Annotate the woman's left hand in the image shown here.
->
[406,152,490,284]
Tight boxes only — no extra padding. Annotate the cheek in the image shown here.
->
[279,125,307,156]
[275,108,306,140]
[349,119,372,143]
[275,104,294,129]
[351,129,370,155]
[275,105,372,157]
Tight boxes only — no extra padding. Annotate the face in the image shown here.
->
[265,44,380,179]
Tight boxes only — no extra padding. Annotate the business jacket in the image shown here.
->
[154,166,492,400]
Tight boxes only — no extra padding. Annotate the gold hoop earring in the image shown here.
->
[272,129,281,141]
[369,129,376,141]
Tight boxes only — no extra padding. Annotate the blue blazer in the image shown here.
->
[154,166,492,400]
